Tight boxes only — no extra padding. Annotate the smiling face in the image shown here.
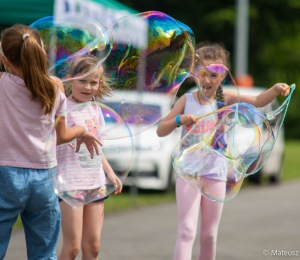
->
[71,66,103,102]
[198,59,226,98]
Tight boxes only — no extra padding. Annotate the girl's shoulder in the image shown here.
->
[223,91,238,104]
[182,92,195,104]
[50,76,65,94]
[170,93,187,114]
[176,93,187,106]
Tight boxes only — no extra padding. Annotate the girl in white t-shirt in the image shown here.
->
[57,55,122,260]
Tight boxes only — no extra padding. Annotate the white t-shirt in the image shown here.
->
[56,100,107,191]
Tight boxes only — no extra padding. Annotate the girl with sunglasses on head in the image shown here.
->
[0,24,101,260]
[157,42,290,260]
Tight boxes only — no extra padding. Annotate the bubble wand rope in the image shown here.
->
[178,84,293,127]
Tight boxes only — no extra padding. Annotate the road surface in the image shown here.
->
[6,180,300,260]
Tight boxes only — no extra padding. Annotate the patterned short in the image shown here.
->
[59,185,108,203]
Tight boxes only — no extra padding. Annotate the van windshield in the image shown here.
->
[102,101,162,124]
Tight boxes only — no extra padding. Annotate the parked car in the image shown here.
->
[188,86,285,184]
[102,91,181,192]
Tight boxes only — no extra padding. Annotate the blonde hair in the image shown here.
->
[195,42,231,108]
[65,55,112,100]
[1,24,56,115]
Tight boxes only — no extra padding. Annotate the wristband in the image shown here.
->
[175,115,181,125]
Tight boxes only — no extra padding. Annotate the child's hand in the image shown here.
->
[75,129,102,159]
[107,172,123,195]
[179,114,196,127]
[275,83,290,97]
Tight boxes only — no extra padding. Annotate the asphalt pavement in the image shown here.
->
[5,180,300,260]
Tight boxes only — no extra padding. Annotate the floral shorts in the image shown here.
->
[58,186,108,203]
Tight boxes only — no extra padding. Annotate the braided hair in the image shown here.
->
[196,42,231,151]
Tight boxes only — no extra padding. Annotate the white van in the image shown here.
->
[102,91,181,192]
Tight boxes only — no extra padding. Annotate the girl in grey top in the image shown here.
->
[157,42,290,260]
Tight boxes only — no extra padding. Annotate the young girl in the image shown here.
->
[56,55,122,260]
[157,43,290,260]
[0,25,101,260]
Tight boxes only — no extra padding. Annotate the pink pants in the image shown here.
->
[174,177,225,260]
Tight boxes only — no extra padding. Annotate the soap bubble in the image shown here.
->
[103,11,196,135]
[46,102,133,208]
[172,85,295,202]
[30,16,111,81]
[32,12,197,135]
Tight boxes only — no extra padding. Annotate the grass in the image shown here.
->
[105,188,176,213]
[13,140,300,230]
[282,140,300,180]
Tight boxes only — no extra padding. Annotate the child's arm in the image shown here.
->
[102,153,122,194]
[225,83,290,108]
[157,95,196,137]
[55,117,102,158]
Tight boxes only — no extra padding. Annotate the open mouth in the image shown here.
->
[81,92,91,96]
[202,86,211,91]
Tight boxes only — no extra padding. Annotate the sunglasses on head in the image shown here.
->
[198,64,228,74]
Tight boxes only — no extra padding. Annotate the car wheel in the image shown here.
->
[270,155,284,184]
[164,165,175,193]
[247,170,262,185]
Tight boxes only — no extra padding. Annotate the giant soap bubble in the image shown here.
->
[30,16,111,81]
[46,102,133,208]
[31,11,293,204]
[32,12,198,207]
[103,11,196,135]
[172,85,295,202]
[31,12,198,136]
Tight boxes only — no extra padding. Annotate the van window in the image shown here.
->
[102,101,162,124]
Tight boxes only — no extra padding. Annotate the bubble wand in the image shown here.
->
[283,84,294,93]
[178,104,232,127]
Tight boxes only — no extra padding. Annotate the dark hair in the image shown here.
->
[195,42,231,109]
[1,24,56,114]
[65,55,112,100]
[195,42,230,69]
